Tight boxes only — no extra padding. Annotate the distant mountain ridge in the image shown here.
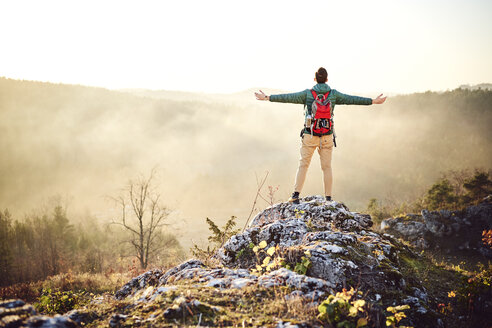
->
[459,83,492,90]
[118,84,492,101]
[2,76,489,99]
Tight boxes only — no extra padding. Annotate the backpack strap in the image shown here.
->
[305,89,316,114]
[310,89,317,98]
[308,90,318,115]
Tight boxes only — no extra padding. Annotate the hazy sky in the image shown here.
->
[1,0,491,94]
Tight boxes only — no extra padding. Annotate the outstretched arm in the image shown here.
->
[334,90,387,105]
[255,89,307,104]
[334,90,372,105]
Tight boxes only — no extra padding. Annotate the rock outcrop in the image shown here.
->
[0,300,77,328]
[381,197,492,259]
[218,197,409,296]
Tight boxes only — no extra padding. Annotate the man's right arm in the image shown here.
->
[255,90,308,104]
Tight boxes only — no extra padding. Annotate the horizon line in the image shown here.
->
[1,75,491,97]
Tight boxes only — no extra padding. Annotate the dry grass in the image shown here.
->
[267,285,320,324]
[0,271,132,303]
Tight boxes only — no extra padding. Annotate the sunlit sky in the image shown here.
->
[1,0,491,94]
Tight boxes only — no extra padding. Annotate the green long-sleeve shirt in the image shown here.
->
[269,83,372,135]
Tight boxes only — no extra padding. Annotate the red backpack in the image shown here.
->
[308,89,333,136]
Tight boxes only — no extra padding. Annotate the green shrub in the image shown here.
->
[423,178,457,210]
[463,171,492,203]
[191,216,240,264]
[367,168,491,219]
[35,288,90,314]
[365,198,391,226]
[293,251,312,275]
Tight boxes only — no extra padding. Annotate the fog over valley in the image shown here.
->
[1,77,491,249]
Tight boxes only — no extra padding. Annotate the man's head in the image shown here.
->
[315,67,328,83]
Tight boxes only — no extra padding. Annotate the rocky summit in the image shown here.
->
[2,196,491,327]
[219,197,410,295]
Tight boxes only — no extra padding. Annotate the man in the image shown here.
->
[255,67,386,204]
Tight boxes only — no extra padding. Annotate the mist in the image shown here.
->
[1,77,491,249]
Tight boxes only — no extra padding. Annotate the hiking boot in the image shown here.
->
[326,196,332,201]
[288,192,300,204]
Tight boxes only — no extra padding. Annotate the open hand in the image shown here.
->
[255,90,269,101]
[372,94,387,104]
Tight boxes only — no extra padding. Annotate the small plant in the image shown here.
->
[233,242,255,261]
[35,288,90,314]
[482,229,492,248]
[372,249,384,257]
[306,218,315,231]
[281,249,312,275]
[437,302,453,315]
[294,209,305,219]
[250,241,283,276]
[317,287,368,328]
[293,250,312,275]
[435,290,457,316]
[235,247,246,260]
[457,263,492,315]
[385,304,411,328]
[191,216,240,263]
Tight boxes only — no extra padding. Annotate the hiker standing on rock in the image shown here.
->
[255,67,386,204]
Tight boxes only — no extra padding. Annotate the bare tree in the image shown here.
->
[112,171,170,269]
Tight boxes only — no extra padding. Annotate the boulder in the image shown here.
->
[0,300,77,328]
[381,197,492,260]
[218,196,410,293]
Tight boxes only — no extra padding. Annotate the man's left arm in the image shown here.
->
[334,90,386,105]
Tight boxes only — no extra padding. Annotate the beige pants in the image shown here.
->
[293,134,334,197]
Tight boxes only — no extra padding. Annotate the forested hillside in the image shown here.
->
[1,77,491,247]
